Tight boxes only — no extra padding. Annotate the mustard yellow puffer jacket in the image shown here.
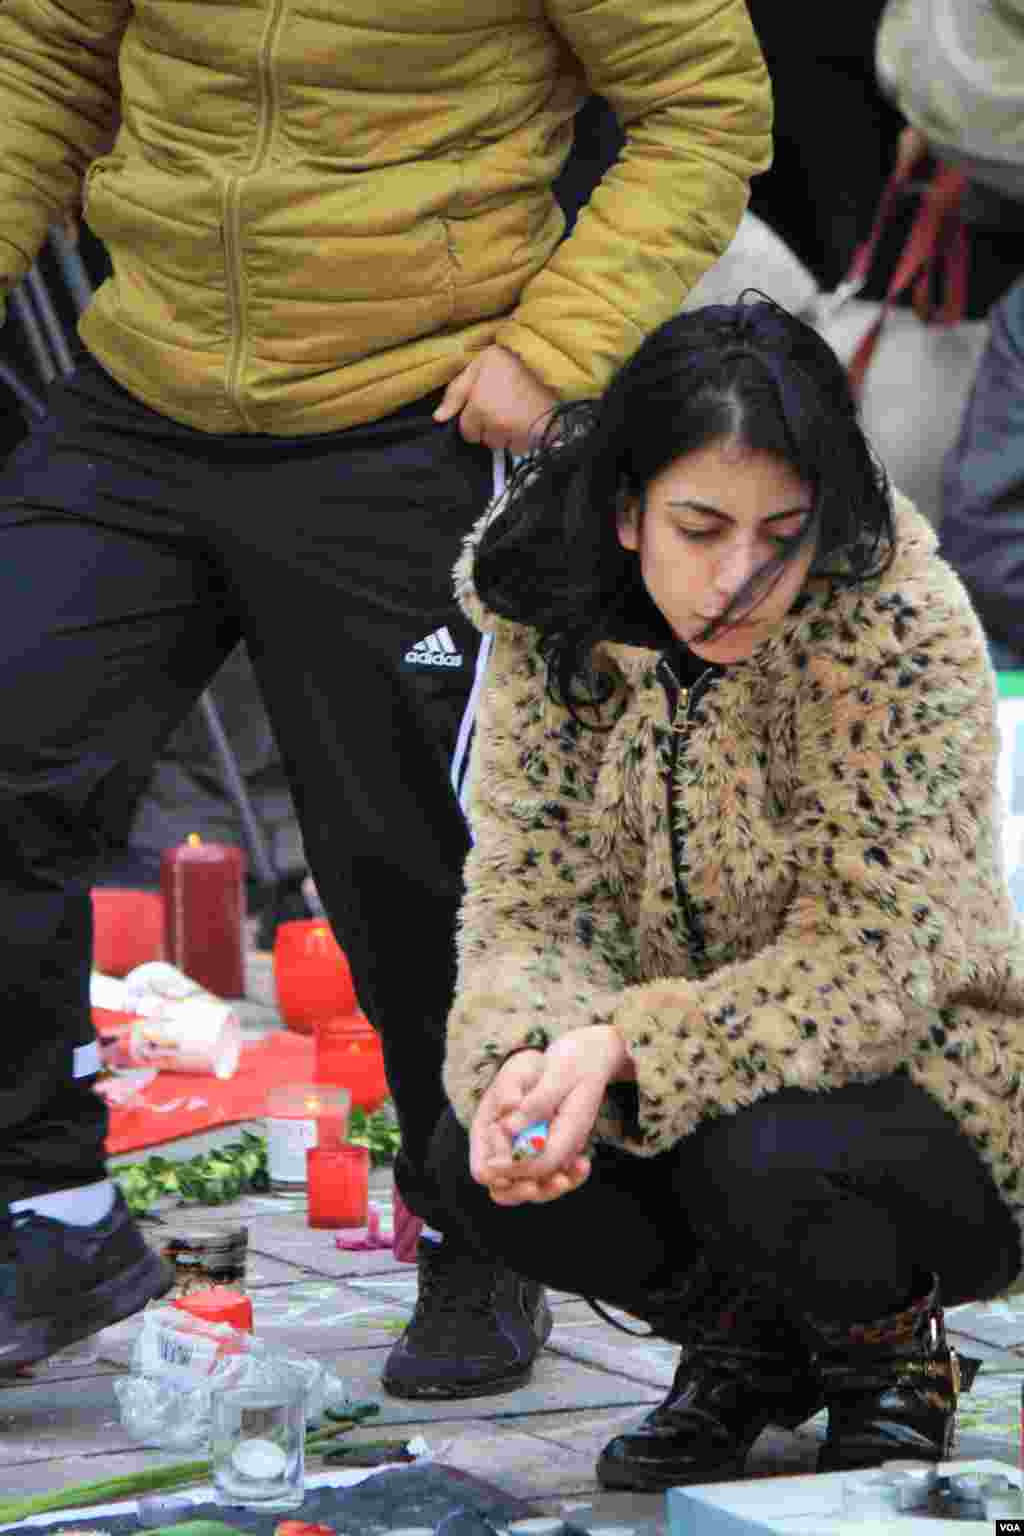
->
[0,0,770,435]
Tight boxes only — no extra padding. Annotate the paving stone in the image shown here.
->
[0,1444,188,1497]
[306,1346,663,1428]
[253,1278,412,1350]
[547,1303,678,1390]
[945,1330,1024,1369]
[0,1356,119,1388]
[0,1375,142,1465]
[398,1416,604,1501]
[248,1224,408,1279]
[947,1296,1024,1351]
[949,1366,1022,1461]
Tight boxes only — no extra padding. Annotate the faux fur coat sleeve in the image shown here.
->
[443,619,635,1134]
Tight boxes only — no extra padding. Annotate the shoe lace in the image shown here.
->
[583,1294,655,1337]
[410,1254,499,1339]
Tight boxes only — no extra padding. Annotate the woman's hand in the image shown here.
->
[469,1025,633,1205]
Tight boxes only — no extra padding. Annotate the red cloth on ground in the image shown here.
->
[104,1028,315,1155]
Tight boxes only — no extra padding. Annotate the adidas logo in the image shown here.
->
[405,626,464,668]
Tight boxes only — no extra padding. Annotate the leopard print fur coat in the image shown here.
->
[443,493,1024,1274]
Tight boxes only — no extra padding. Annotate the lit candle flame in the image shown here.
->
[187,832,202,847]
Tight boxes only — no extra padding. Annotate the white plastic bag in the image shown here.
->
[113,1305,349,1451]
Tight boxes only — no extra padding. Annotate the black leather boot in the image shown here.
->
[596,1271,824,1492]
[800,1273,981,1473]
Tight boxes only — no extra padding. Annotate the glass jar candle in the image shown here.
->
[306,1143,370,1229]
[313,1012,388,1111]
[211,1381,305,1510]
[264,1083,349,1192]
[160,1223,248,1297]
[272,919,356,1034]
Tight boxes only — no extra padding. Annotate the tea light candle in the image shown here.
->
[306,1143,370,1228]
[232,1436,288,1480]
[265,1083,349,1192]
[161,835,246,998]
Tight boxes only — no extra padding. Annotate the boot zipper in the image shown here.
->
[657,657,715,974]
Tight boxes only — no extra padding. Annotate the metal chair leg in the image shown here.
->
[197,690,279,890]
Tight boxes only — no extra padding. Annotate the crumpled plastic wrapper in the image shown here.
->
[113,1304,350,1451]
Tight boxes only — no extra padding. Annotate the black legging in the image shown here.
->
[428,1071,1020,1324]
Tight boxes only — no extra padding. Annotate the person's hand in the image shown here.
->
[433,344,558,454]
[469,1025,633,1206]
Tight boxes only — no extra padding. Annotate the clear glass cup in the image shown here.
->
[210,1381,305,1510]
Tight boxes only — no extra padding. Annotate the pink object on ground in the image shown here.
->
[334,1205,393,1251]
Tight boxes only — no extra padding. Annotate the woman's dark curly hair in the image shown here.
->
[473,296,895,725]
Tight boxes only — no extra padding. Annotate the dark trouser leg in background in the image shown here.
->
[0,478,241,1363]
[428,1071,1020,1484]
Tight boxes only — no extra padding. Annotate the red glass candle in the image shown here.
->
[172,1286,254,1333]
[306,1143,369,1229]
[313,1012,388,1111]
[91,888,164,977]
[161,836,246,999]
[272,919,357,1034]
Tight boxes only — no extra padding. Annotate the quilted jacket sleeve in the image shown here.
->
[0,0,127,308]
[494,0,773,398]
[611,556,1017,1156]
[442,621,635,1131]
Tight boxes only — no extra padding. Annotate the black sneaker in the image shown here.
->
[0,1189,173,1369]
[382,1236,552,1399]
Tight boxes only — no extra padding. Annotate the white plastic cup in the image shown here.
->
[124,999,241,1079]
[95,962,242,1078]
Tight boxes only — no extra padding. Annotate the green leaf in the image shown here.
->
[146,1524,246,1536]
[111,1105,399,1213]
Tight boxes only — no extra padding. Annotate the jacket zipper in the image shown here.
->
[222,0,288,421]
[656,657,715,973]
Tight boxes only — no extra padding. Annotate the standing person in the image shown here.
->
[939,275,1024,672]
[428,299,1023,1487]
[0,1,772,1389]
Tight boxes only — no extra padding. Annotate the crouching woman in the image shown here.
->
[428,299,1024,1491]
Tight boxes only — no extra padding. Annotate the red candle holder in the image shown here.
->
[161,836,246,999]
[172,1286,254,1333]
[272,919,357,1034]
[306,1143,369,1229]
[91,888,164,977]
[313,1012,388,1112]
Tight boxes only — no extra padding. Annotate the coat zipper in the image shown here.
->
[656,657,715,973]
[222,0,288,421]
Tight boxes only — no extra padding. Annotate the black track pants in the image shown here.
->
[0,351,494,1213]
[428,1072,1021,1320]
